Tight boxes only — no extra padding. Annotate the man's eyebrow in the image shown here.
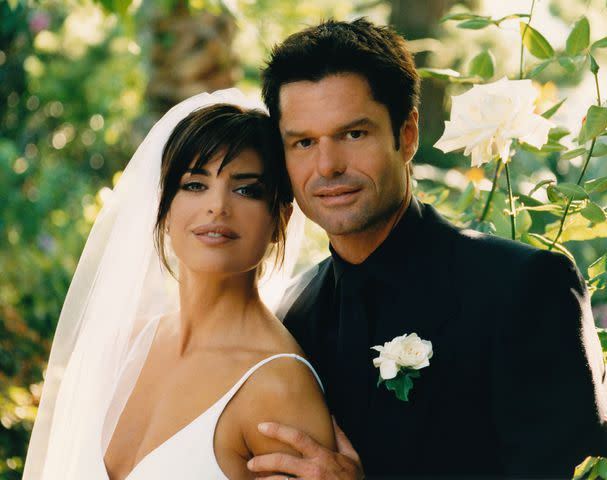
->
[283,117,375,138]
[336,117,375,132]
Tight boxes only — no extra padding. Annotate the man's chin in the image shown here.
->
[312,214,373,237]
[310,203,403,238]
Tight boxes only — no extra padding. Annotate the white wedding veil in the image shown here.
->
[22,88,305,479]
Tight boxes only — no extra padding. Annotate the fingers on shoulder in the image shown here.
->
[242,356,336,454]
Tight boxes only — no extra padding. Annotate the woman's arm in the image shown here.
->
[239,356,336,474]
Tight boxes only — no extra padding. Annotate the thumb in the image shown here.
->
[332,416,361,464]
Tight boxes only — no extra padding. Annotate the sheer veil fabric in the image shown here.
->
[22,89,305,479]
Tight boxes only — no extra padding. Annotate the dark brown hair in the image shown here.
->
[261,18,420,150]
[154,104,293,275]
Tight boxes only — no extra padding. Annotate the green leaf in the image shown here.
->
[597,458,607,478]
[544,212,607,242]
[440,13,482,22]
[588,254,607,279]
[518,203,564,215]
[586,176,607,193]
[561,147,587,160]
[597,329,607,354]
[558,56,578,73]
[7,0,19,9]
[549,126,570,141]
[383,369,421,402]
[547,184,567,203]
[589,275,607,295]
[554,182,589,200]
[528,179,555,197]
[469,219,497,235]
[458,18,494,30]
[520,22,555,59]
[542,98,566,119]
[574,457,598,480]
[418,68,461,80]
[516,208,533,234]
[542,142,567,152]
[522,233,575,261]
[592,141,607,157]
[495,13,530,25]
[566,17,590,56]
[581,202,607,224]
[591,37,607,49]
[468,51,495,80]
[528,60,552,78]
[99,0,133,15]
[579,106,607,144]
[456,182,476,212]
[590,54,600,75]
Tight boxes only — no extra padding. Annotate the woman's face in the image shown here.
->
[166,148,275,276]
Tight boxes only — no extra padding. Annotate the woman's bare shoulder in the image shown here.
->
[233,353,336,455]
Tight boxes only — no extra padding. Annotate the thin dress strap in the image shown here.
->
[217,353,325,413]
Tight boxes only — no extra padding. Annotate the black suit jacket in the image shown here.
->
[280,198,607,479]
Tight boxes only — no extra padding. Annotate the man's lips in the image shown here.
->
[314,186,361,197]
[313,186,361,206]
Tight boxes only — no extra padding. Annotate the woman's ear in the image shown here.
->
[165,211,171,234]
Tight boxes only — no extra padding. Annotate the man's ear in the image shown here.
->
[399,107,419,165]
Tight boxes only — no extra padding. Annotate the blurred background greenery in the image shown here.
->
[1,0,606,477]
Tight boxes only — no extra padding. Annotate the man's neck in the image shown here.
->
[329,193,411,264]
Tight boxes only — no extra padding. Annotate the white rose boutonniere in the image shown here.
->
[371,333,433,402]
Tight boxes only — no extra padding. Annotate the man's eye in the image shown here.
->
[295,138,314,149]
[234,183,265,199]
[181,182,206,192]
[345,130,366,140]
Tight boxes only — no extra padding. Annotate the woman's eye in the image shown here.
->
[181,181,206,192]
[345,130,366,140]
[235,184,265,199]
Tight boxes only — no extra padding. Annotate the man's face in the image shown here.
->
[278,73,418,236]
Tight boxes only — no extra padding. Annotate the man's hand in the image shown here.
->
[247,418,365,479]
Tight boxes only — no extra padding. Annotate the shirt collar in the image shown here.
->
[330,196,424,285]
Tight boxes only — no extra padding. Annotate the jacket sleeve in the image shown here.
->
[491,249,607,477]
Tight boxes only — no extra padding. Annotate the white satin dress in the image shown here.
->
[99,316,323,480]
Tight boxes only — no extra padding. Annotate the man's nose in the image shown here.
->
[316,137,346,178]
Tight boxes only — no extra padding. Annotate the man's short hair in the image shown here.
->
[261,18,421,150]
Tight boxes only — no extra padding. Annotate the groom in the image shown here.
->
[248,19,607,478]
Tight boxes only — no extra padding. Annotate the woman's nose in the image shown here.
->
[205,186,230,217]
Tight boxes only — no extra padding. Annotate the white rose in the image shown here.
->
[433,77,554,167]
[371,333,433,380]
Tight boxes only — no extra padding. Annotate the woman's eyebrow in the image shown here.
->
[231,172,263,180]
[185,167,210,176]
[184,168,263,180]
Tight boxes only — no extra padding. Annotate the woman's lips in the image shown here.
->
[192,225,239,245]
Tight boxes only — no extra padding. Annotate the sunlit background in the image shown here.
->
[1,0,606,477]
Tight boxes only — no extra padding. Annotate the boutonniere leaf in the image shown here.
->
[371,333,433,402]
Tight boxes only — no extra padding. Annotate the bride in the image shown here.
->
[23,90,335,479]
